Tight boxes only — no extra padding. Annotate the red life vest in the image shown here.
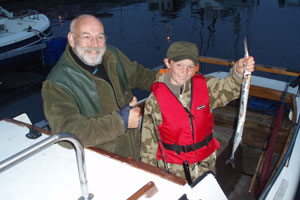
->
[151,74,220,164]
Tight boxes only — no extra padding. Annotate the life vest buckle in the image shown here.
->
[173,143,181,155]
[183,144,195,153]
[205,135,209,147]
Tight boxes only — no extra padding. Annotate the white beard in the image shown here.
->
[75,44,106,66]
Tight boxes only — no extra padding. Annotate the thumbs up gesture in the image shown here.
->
[128,97,141,129]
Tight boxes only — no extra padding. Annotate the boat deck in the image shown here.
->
[0,31,13,38]
[0,117,228,200]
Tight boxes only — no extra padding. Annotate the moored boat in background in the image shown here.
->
[0,6,52,70]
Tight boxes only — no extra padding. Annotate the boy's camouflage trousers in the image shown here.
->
[157,152,216,180]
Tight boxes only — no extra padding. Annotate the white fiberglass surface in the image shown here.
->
[0,119,227,199]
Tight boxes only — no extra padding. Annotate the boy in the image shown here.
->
[140,41,255,180]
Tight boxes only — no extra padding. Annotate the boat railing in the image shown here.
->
[198,56,300,98]
[0,132,94,200]
[0,7,40,20]
[199,56,300,77]
[0,6,13,18]
[19,9,40,20]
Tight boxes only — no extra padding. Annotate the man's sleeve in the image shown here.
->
[42,81,126,148]
[116,48,158,91]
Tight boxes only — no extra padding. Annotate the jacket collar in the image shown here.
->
[156,71,190,95]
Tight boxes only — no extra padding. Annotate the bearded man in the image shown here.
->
[42,15,157,160]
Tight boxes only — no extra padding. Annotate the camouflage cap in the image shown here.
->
[166,41,199,65]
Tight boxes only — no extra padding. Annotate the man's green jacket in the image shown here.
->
[42,45,157,160]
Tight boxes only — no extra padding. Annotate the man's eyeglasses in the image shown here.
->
[72,32,106,43]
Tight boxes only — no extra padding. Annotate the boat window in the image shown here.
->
[0,24,5,32]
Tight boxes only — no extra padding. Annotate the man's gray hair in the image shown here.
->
[70,14,96,33]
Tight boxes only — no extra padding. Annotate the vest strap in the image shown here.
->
[162,134,213,154]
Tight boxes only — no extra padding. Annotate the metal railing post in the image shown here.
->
[0,132,93,200]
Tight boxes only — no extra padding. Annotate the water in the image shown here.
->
[48,0,300,77]
[3,0,300,74]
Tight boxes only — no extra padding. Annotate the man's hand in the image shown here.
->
[128,97,141,129]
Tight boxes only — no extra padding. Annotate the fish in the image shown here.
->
[226,37,251,168]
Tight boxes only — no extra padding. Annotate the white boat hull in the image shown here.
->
[0,9,52,69]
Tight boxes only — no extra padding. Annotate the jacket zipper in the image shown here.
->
[180,85,195,142]
[95,76,121,110]
[103,63,123,109]
[109,81,122,109]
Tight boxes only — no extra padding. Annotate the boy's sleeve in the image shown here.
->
[140,93,160,166]
[206,66,242,110]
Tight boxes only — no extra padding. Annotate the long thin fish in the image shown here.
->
[226,37,251,168]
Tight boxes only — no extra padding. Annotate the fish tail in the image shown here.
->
[225,158,236,168]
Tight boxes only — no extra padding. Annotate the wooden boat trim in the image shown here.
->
[2,118,187,186]
[126,181,158,199]
[199,56,295,103]
[250,85,293,104]
[199,56,300,77]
